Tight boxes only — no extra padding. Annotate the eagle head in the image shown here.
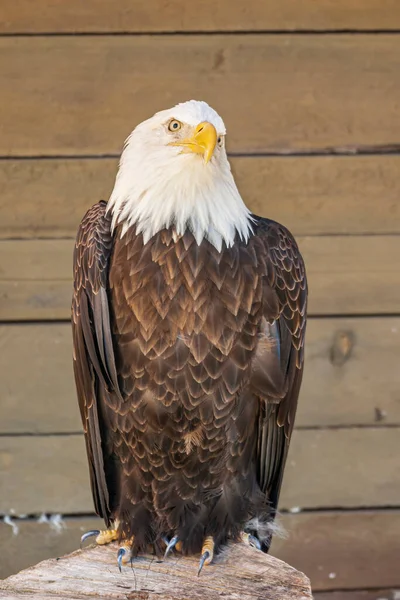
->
[108,100,253,250]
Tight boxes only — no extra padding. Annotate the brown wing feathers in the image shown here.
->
[72,201,122,524]
[252,218,307,547]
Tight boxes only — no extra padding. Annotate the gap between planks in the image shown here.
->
[2,0,400,33]
[1,423,399,437]
[1,145,400,158]
[1,30,400,37]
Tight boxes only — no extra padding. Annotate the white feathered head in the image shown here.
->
[108,100,253,251]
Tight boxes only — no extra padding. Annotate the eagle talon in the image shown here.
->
[80,529,100,548]
[197,550,210,576]
[163,535,179,559]
[248,534,262,550]
[81,525,120,548]
[241,532,262,551]
[197,536,214,576]
[117,547,126,572]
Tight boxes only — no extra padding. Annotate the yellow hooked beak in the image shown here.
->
[170,121,217,164]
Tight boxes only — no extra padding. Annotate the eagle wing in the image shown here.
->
[252,218,307,545]
[71,200,122,524]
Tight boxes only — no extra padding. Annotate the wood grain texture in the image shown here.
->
[300,235,400,315]
[1,0,400,32]
[0,428,398,516]
[1,511,399,590]
[1,36,400,155]
[0,324,78,434]
[2,156,400,239]
[0,281,71,321]
[0,436,91,516]
[272,510,400,591]
[1,318,399,434]
[1,235,400,320]
[0,543,311,600]
[280,428,400,510]
[296,318,400,428]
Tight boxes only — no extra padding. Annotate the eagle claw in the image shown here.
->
[80,529,100,548]
[163,535,179,559]
[241,532,262,550]
[197,550,210,576]
[197,536,215,576]
[117,547,126,572]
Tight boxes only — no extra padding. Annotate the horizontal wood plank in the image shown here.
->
[0,281,71,321]
[0,435,92,516]
[0,429,398,515]
[1,511,399,590]
[2,0,400,33]
[272,510,400,591]
[0,324,78,433]
[1,36,400,155]
[1,318,399,434]
[1,235,400,320]
[280,428,400,510]
[2,156,400,239]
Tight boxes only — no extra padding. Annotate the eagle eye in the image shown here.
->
[217,135,224,147]
[168,119,182,132]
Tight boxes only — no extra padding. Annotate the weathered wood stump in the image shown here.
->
[0,543,311,599]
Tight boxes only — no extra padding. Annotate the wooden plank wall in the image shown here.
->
[0,2,399,596]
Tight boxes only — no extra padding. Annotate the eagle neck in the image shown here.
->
[107,155,254,252]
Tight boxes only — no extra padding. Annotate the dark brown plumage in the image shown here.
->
[72,200,307,558]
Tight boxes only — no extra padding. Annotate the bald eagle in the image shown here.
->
[73,100,307,573]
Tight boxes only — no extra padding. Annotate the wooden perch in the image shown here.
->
[0,542,311,600]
